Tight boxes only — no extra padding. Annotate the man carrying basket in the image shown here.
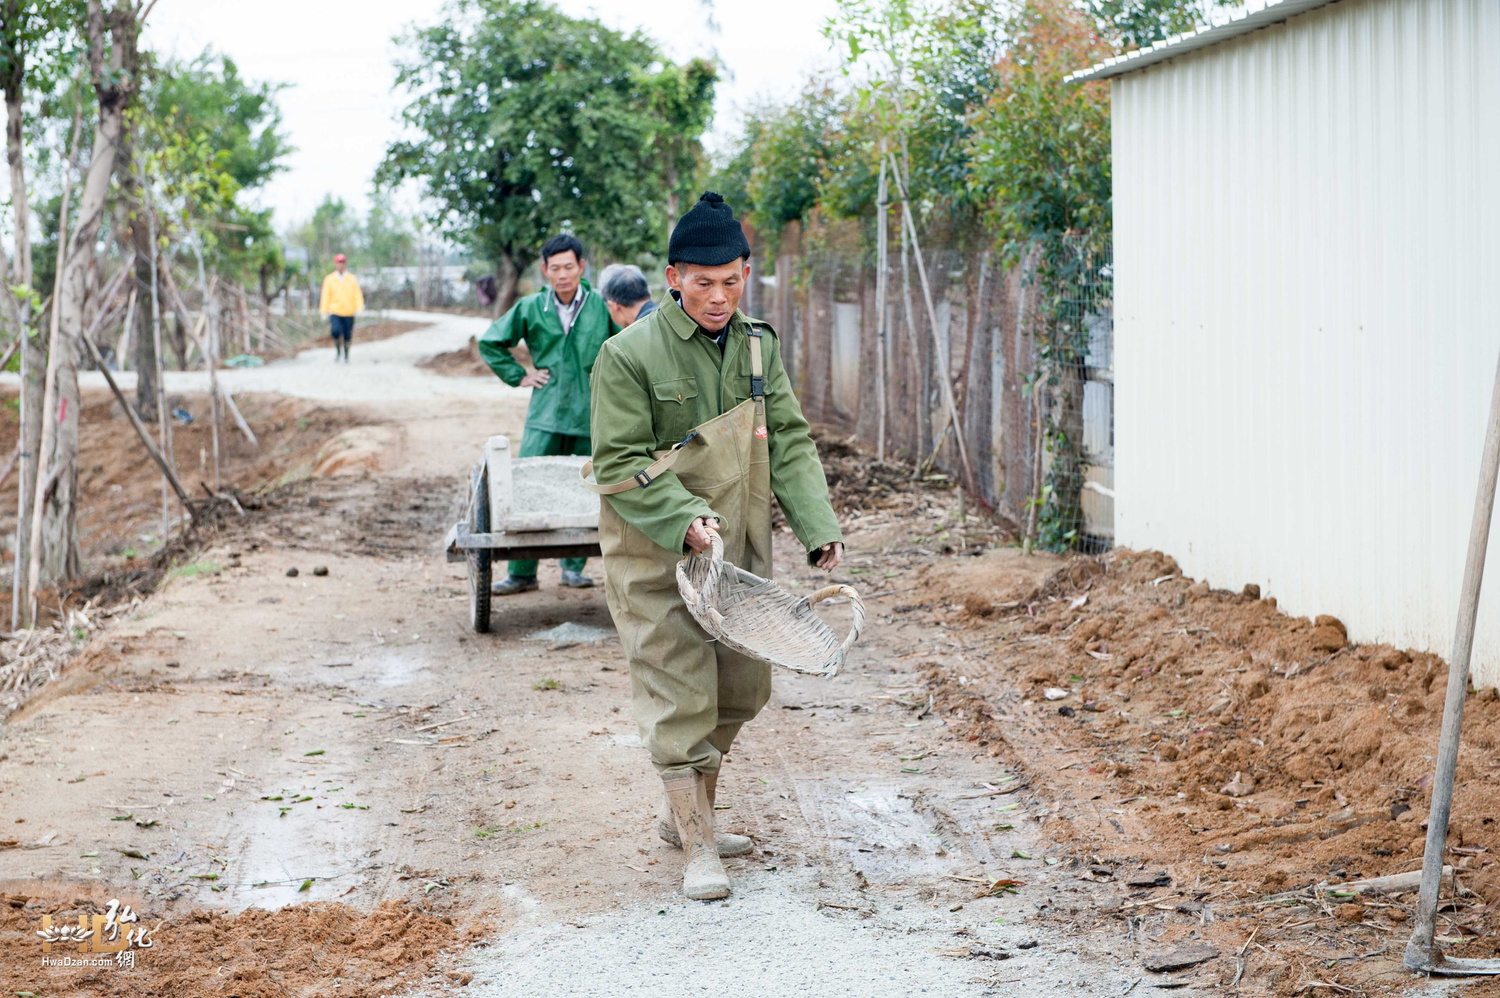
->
[588,192,844,900]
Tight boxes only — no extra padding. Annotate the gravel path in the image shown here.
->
[406,870,1142,998]
[1,309,523,404]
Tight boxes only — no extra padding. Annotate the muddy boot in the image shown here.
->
[491,575,539,596]
[663,772,730,900]
[658,770,752,857]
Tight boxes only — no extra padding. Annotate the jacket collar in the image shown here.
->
[542,277,593,314]
[664,290,742,342]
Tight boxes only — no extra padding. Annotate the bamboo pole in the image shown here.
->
[897,198,923,461]
[220,388,258,447]
[889,154,973,490]
[1404,348,1500,976]
[80,333,190,503]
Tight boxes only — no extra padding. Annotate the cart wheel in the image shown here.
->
[468,462,492,633]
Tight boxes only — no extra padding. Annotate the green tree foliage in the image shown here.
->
[964,0,1113,549]
[363,203,418,269]
[966,0,1112,259]
[137,50,294,287]
[147,51,291,191]
[640,57,718,220]
[1084,0,1224,50]
[300,194,359,266]
[380,0,716,307]
[748,84,841,232]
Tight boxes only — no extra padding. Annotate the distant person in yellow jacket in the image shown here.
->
[319,253,364,363]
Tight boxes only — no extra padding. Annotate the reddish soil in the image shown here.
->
[0,390,369,575]
[920,546,1500,992]
[1,886,481,997]
[418,335,491,378]
[295,319,431,355]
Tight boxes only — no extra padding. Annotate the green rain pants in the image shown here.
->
[510,427,591,579]
[594,364,775,779]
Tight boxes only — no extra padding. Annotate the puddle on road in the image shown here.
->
[215,778,377,913]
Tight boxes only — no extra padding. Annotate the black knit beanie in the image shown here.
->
[667,192,751,267]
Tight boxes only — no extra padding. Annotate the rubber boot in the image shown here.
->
[658,770,752,856]
[663,772,730,900]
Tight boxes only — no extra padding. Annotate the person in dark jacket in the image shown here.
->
[599,263,657,329]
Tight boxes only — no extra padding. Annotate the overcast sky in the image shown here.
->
[142,0,842,228]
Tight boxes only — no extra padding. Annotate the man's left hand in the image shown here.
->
[815,542,844,571]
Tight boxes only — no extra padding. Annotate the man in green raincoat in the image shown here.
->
[589,193,843,900]
[479,234,614,594]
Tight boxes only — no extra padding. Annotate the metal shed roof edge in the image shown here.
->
[1065,0,1342,82]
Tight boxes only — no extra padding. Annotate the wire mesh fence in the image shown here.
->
[762,218,1113,550]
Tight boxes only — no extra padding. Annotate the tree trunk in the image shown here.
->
[5,88,30,295]
[116,129,157,420]
[493,252,521,315]
[35,0,136,588]
[3,24,40,613]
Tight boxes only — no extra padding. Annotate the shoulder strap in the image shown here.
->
[746,324,764,400]
[579,429,704,495]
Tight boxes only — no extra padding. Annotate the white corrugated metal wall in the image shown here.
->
[1112,0,1500,682]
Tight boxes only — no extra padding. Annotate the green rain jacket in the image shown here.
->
[589,295,842,560]
[479,279,614,437]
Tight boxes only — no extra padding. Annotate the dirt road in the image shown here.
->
[27,309,1474,996]
[0,311,1161,997]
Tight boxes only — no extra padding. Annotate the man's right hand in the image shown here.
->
[519,368,551,389]
[684,516,720,553]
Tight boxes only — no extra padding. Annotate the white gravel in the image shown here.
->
[4,309,522,403]
[524,622,615,645]
[401,870,1159,998]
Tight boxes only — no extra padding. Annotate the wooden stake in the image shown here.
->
[220,388,258,448]
[890,154,974,490]
[80,333,190,504]
[1405,348,1500,975]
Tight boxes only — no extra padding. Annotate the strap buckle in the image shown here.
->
[750,376,765,398]
[672,429,700,451]
[634,470,653,488]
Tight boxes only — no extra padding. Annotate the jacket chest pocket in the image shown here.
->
[651,378,700,444]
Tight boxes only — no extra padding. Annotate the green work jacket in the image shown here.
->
[590,295,843,560]
[479,280,614,437]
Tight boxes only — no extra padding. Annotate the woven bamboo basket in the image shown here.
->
[676,532,864,677]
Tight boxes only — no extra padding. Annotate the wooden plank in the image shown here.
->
[486,435,512,532]
[499,512,600,532]
[450,527,601,551]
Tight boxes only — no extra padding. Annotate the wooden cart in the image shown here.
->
[444,436,601,633]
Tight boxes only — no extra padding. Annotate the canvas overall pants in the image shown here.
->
[594,335,774,780]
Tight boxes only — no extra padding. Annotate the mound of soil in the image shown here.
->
[419,335,491,378]
[922,547,1500,988]
[283,319,431,359]
[0,888,472,997]
[0,390,370,573]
